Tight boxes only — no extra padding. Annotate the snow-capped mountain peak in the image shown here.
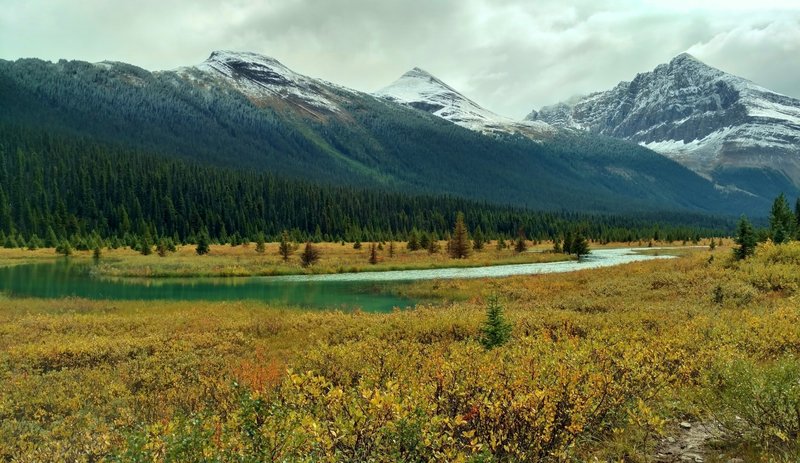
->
[376,67,553,138]
[179,50,344,114]
[526,53,800,196]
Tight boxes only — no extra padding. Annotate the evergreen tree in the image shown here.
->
[563,231,573,255]
[514,228,528,253]
[734,215,757,260]
[353,239,362,250]
[552,237,562,253]
[388,241,395,258]
[368,243,378,265]
[571,233,590,259]
[93,245,102,260]
[407,229,421,251]
[27,234,41,251]
[55,240,72,256]
[427,237,441,254]
[419,232,431,251]
[156,239,169,257]
[449,212,471,259]
[255,233,266,254]
[795,198,800,239]
[496,237,507,251]
[300,242,320,267]
[709,237,716,251]
[45,226,59,248]
[472,226,485,251]
[196,230,210,255]
[480,295,512,349]
[140,236,152,256]
[279,230,293,262]
[769,193,795,244]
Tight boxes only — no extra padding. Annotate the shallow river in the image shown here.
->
[0,248,674,312]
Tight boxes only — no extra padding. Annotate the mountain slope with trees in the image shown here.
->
[0,126,731,247]
[0,53,766,216]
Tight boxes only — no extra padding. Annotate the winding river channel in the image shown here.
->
[0,247,675,312]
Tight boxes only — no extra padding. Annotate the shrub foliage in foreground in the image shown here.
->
[118,339,669,462]
[3,243,800,461]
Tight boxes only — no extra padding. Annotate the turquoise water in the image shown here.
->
[0,260,415,312]
[0,248,675,312]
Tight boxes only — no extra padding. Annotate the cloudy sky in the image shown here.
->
[2,0,799,118]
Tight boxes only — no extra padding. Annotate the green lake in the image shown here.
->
[0,248,676,312]
[0,261,416,312]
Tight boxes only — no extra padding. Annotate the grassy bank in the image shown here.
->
[0,241,576,278]
[1,242,798,461]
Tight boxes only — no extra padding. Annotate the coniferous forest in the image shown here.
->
[0,125,732,249]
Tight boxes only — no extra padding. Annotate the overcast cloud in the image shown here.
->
[1,0,799,118]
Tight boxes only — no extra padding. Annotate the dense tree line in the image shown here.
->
[0,128,734,248]
[734,193,800,260]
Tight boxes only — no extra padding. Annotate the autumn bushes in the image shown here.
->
[121,338,673,462]
[3,244,800,461]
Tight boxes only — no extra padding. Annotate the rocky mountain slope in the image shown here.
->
[376,67,553,138]
[527,53,800,199]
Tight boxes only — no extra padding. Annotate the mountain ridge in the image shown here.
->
[376,66,554,138]
[526,53,800,199]
[0,51,770,216]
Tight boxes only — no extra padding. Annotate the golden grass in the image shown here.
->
[1,242,797,461]
[1,241,576,278]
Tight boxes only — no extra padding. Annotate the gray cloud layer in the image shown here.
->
[2,0,799,118]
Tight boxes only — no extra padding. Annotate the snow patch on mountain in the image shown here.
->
[178,50,347,114]
[377,67,553,138]
[527,53,800,189]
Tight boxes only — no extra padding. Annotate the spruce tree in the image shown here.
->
[734,215,757,260]
[769,193,795,243]
[496,236,507,251]
[419,232,431,251]
[480,295,512,349]
[27,234,41,251]
[45,226,59,248]
[472,226,485,251]
[514,228,527,253]
[255,233,266,254]
[353,239,362,250]
[55,240,72,256]
[407,229,421,251]
[140,236,152,255]
[279,230,293,261]
[571,233,590,259]
[300,242,320,267]
[388,241,395,258]
[795,198,800,239]
[427,237,441,254]
[449,212,471,259]
[156,239,168,257]
[563,231,573,255]
[93,245,102,260]
[196,230,210,255]
[552,237,562,253]
[368,243,378,265]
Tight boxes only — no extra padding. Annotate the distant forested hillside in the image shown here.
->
[0,127,730,247]
[0,58,767,216]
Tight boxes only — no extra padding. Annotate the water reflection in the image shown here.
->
[0,259,415,313]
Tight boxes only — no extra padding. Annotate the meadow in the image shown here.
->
[0,240,573,279]
[0,241,798,461]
